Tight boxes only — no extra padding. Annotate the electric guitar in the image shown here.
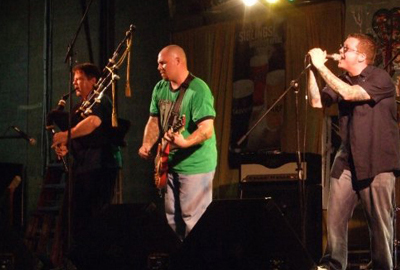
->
[154,115,186,189]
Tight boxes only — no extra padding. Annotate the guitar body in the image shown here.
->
[153,115,186,190]
[154,140,170,189]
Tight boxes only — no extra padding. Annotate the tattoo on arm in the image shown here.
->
[307,69,322,108]
[186,130,209,146]
[184,119,214,147]
[200,131,208,141]
[143,117,160,147]
[197,131,209,143]
[318,66,370,101]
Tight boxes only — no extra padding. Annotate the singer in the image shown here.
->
[308,33,400,270]
[51,63,122,252]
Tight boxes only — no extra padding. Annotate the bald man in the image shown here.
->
[139,45,217,240]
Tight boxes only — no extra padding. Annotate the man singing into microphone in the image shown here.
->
[308,33,400,270]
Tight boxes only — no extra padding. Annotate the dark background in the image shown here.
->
[0,0,171,218]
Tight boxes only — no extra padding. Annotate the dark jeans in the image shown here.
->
[320,170,395,270]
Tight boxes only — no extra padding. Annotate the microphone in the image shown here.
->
[11,126,37,146]
[326,53,341,61]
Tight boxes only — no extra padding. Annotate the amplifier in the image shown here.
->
[238,152,321,184]
[240,162,306,182]
[238,152,322,262]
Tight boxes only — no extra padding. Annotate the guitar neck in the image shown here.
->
[160,138,169,153]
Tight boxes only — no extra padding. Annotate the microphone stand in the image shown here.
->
[383,48,400,74]
[237,63,312,247]
[0,126,36,144]
[63,0,94,252]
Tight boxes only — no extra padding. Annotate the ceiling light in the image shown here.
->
[243,0,258,6]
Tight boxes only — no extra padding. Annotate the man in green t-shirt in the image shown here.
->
[139,45,217,240]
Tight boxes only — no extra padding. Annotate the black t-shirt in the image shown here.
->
[71,95,120,175]
[322,65,400,181]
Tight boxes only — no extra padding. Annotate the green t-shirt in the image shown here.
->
[150,76,217,174]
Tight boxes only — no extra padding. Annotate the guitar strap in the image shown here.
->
[166,73,195,131]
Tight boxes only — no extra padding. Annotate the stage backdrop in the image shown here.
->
[230,18,285,159]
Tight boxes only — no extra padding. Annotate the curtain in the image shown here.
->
[173,22,237,198]
[283,0,344,153]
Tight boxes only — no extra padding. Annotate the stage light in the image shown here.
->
[242,0,257,6]
[265,0,279,3]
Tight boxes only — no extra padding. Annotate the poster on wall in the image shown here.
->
[229,18,285,167]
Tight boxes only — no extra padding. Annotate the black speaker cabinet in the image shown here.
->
[0,227,37,270]
[69,203,181,270]
[171,198,316,270]
[239,180,322,262]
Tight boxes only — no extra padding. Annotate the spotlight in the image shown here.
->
[242,0,257,6]
[265,0,279,3]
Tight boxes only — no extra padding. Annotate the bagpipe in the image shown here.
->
[47,25,135,148]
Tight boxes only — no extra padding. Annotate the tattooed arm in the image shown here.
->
[165,119,214,149]
[307,68,323,108]
[138,116,160,159]
[308,48,371,101]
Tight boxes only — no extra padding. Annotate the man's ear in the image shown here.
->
[358,52,366,63]
[175,56,180,65]
[90,77,97,85]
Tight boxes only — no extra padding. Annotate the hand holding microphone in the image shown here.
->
[326,53,341,61]
[308,48,340,69]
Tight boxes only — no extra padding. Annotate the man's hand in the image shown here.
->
[54,144,68,158]
[138,144,153,160]
[164,130,188,149]
[51,131,68,148]
[164,119,214,150]
[308,48,328,70]
[52,133,68,159]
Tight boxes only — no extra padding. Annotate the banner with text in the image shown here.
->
[229,18,286,167]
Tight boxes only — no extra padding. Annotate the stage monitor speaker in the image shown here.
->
[69,203,181,270]
[171,198,317,270]
[0,227,37,270]
[240,180,322,262]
